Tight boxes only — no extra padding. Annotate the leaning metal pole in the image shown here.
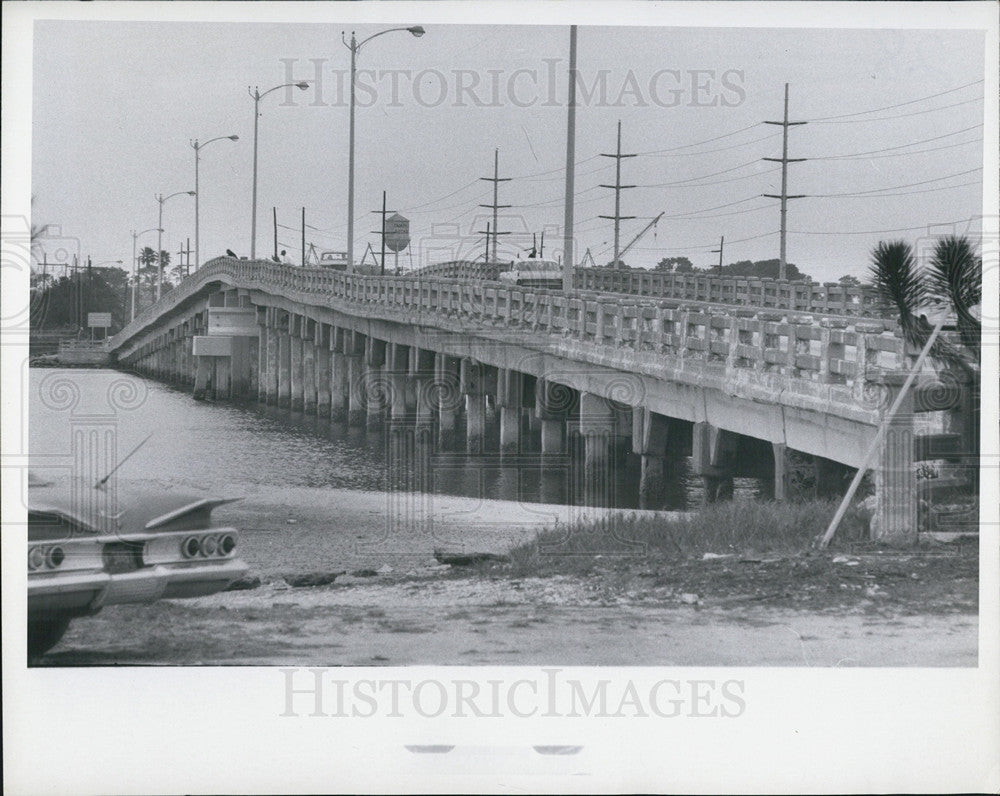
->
[818,315,948,549]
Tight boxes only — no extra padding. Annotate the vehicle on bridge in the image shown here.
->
[497,257,564,290]
[27,475,248,657]
[318,250,350,270]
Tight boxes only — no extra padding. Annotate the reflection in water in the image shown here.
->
[29,369,762,510]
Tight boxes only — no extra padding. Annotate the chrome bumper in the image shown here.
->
[28,558,248,615]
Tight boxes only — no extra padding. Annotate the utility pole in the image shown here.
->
[178,239,192,278]
[763,83,807,281]
[562,24,578,292]
[273,207,278,260]
[479,149,511,263]
[370,191,397,276]
[301,207,306,267]
[711,235,725,275]
[599,120,637,268]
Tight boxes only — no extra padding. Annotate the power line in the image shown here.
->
[808,124,983,160]
[815,179,982,200]
[809,166,982,197]
[790,218,980,236]
[806,78,984,122]
[637,165,781,190]
[637,122,764,155]
[809,96,984,125]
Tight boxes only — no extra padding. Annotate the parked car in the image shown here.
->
[27,476,248,657]
[497,258,564,290]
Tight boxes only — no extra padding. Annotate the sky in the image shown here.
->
[28,10,989,285]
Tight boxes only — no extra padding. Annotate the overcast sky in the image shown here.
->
[30,11,988,284]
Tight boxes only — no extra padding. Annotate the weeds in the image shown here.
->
[503,498,870,577]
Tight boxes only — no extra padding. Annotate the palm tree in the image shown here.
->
[136,246,158,307]
[869,232,981,477]
[869,236,981,372]
[926,236,981,358]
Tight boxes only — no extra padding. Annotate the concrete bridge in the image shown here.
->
[107,257,971,544]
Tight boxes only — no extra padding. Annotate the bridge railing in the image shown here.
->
[573,268,882,316]
[110,258,907,390]
[410,262,883,316]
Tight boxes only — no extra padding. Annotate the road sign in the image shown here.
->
[88,312,112,328]
[385,213,410,253]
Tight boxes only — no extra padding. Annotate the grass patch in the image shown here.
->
[504,498,869,577]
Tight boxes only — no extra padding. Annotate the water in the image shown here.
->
[28,369,759,510]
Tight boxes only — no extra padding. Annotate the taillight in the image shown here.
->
[28,546,45,571]
[182,536,201,559]
[219,534,237,556]
[46,546,66,569]
[199,535,218,557]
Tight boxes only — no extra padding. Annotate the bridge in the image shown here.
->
[107,257,974,545]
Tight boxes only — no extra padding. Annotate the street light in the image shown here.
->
[342,25,425,270]
[249,82,310,260]
[131,227,159,320]
[155,190,195,301]
[191,134,239,272]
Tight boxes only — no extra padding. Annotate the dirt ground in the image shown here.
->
[35,486,980,667]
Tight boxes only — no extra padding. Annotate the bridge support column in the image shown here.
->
[873,375,917,546]
[771,443,789,502]
[315,326,331,417]
[435,353,460,449]
[214,356,231,400]
[462,359,485,454]
[193,356,212,401]
[302,324,317,415]
[277,322,291,409]
[497,368,522,454]
[388,343,409,422]
[347,350,365,428]
[409,348,435,440]
[537,379,568,455]
[290,322,304,413]
[364,337,387,432]
[227,336,253,400]
[525,376,540,434]
[331,352,348,423]
[264,319,278,405]
[637,409,670,510]
[257,315,268,403]
[692,422,736,504]
[579,392,615,507]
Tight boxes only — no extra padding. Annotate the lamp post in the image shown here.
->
[155,191,195,301]
[342,25,425,270]
[249,82,310,260]
[131,227,158,320]
[191,134,239,272]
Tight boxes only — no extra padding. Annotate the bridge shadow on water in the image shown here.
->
[251,399,765,512]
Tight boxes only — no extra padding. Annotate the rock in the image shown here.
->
[286,518,297,525]
[225,575,262,592]
[377,564,394,574]
[680,593,700,605]
[351,568,378,578]
[283,572,342,588]
[433,549,509,566]
[702,553,734,560]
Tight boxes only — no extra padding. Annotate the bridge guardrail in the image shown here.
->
[574,267,882,316]
[110,258,908,395]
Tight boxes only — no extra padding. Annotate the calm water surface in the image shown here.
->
[29,369,758,510]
